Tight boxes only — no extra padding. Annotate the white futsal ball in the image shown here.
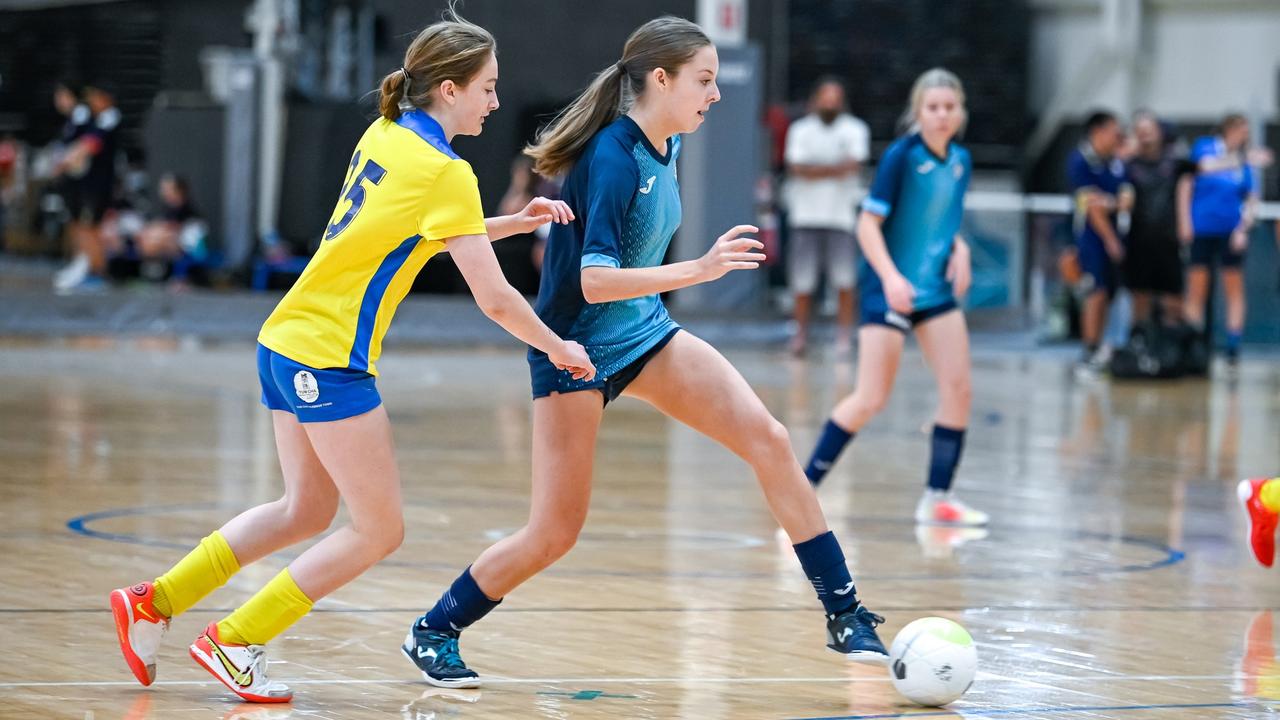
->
[889,617,978,707]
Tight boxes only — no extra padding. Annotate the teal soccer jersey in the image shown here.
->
[859,133,971,313]
[529,116,682,396]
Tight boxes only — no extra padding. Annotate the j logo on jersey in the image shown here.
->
[294,371,320,403]
[639,176,657,195]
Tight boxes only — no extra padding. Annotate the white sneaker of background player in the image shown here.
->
[915,490,990,526]
[53,254,89,291]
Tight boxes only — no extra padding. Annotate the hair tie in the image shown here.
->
[616,61,627,75]
[400,66,411,94]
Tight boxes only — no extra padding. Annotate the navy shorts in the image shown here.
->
[1189,234,1244,269]
[1078,239,1118,296]
[257,344,382,423]
[861,299,959,334]
[530,327,681,406]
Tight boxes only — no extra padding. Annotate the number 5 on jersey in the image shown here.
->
[325,151,387,241]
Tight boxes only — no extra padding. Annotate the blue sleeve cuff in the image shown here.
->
[862,197,891,217]
[581,252,621,269]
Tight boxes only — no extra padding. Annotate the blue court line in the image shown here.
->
[66,503,218,551]
[65,504,1185,582]
[790,699,1277,719]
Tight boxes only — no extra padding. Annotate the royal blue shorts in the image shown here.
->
[257,344,382,423]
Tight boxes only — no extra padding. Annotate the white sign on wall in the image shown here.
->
[697,0,747,48]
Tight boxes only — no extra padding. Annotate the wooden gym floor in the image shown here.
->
[1,337,1278,719]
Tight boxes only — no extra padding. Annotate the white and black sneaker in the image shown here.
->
[402,621,480,688]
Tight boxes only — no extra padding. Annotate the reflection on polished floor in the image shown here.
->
[1,338,1278,719]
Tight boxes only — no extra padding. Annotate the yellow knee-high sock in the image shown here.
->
[1261,478,1280,514]
[152,530,241,618]
[217,568,314,646]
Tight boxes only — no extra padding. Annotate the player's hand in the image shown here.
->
[550,340,595,382]
[513,197,574,234]
[947,241,972,299]
[1106,241,1126,263]
[884,272,916,315]
[698,225,765,282]
[1230,228,1249,253]
[1247,147,1275,168]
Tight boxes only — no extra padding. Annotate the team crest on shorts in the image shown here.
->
[294,371,320,403]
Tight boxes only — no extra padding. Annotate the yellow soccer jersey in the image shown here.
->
[259,109,487,375]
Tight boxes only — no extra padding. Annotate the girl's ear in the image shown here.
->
[438,79,458,106]
[651,67,668,91]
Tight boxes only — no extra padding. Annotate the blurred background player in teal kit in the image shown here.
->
[803,68,989,529]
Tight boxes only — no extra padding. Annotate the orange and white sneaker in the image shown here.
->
[915,490,990,527]
[189,622,292,703]
[915,524,990,559]
[110,581,170,686]
[1238,478,1279,568]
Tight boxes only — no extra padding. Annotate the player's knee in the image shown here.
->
[372,516,405,558]
[529,522,581,565]
[762,418,792,454]
[281,493,339,538]
[857,390,890,417]
[744,417,792,464]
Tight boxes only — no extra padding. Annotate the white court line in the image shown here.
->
[0,673,1261,689]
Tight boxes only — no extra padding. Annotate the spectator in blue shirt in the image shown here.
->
[1067,110,1131,370]
[1178,113,1272,368]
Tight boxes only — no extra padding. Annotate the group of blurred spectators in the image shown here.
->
[1067,109,1274,375]
[0,81,208,292]
[764,74,1276,370]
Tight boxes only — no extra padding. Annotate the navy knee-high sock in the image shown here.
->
[793,531,859,616]
[805,420,855,487]
[420,566,501,633]
[927,424,966,492]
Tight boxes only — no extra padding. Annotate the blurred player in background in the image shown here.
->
[803,68,988,529]
[1179,113,1271,370]
[1068,110,1130,373]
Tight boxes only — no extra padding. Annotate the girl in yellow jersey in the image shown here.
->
[109,11,594,703]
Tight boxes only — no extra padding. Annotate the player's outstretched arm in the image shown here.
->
[449,233,595,380]
[580,224,764,304]
[484,197,574,241]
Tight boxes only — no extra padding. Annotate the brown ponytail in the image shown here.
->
[377,4,495,122]
[525,16,710,178]
[379,69,409,121]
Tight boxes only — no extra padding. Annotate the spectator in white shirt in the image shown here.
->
[785,77,870,356]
